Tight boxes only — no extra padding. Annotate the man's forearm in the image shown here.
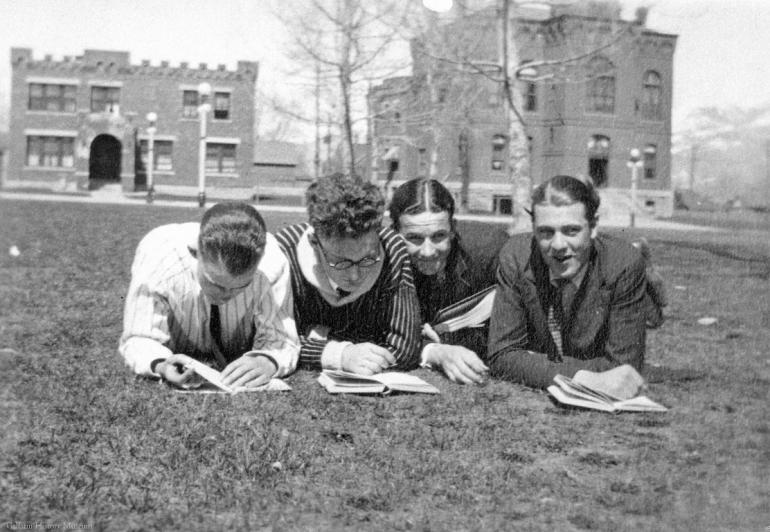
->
[488,349,614,389]
[119,336,174,376]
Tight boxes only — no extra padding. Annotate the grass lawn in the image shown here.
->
[1,199,768,531]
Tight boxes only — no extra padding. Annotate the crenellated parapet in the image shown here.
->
[11,48,258,83]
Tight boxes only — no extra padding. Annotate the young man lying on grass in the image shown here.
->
[275,173,422,375]
[486,175,647,389]
[119,202,299,389]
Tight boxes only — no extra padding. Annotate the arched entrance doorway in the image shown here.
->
[89,134,121,186]
[588,134,610,187]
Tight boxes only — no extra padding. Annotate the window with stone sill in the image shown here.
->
[28,83,76,112]
[26,136,74,168]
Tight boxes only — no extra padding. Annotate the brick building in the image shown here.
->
[369,2,677,217]
[7,48,258,194]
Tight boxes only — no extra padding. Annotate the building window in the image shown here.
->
[213,92,230,120]
[524,82,537,111]
[491,134,507,171]
[28,83,76,112]
[26,136,74,167]
[643,144,657,179]
[182,90,199,118]
[206,143,237,173]
[586,56,615,114]
[140,140,174,171]
[587,134,610,187]
[641,71,662,120]
[494,195,513,215]
[418,148,427,175]
[90,86,120,113]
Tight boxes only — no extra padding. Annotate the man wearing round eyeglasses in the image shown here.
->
[275,173,422,375]
[390,178,509,385]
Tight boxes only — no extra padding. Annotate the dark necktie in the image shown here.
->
[547,280,568,361]
[337,288,351,299]
[209,304,228,366]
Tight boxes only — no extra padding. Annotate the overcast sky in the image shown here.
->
[0,0,767,136]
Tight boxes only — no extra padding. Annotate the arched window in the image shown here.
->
[643,144,657,179]
[587,134,610,187]
[641,71,662,120]
[586,56,615,114]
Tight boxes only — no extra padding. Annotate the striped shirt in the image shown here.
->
[275,223,421,371]
[119,222,299,377]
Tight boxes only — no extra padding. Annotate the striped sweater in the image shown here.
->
[275,223,421,370]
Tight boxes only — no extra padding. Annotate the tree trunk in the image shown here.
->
[501,0,531,226]
[339,0,356,178]
[458,128,470,212]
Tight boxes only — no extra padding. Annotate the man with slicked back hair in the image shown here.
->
[486,175,647,389]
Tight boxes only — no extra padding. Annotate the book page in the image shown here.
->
[373,371,434,387]
[547,385,616,412]
[573,365,645,401]
[554,375,616,403]
[178,379,292,394]
[614,395,668,412]
[432,286,496,334]
[323,370,385,385]
[318,371,439,394]
[180,359,291,393]
[317,372,386,394]
[184,359,233,392]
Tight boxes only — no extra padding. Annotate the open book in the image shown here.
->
[431,286,496,335]
[318,370,440,395]
[177,358,291,394]
[547,373,667,413]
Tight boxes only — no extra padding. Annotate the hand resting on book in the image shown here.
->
[157,353,276,389]
[221,354,277,389]
[572,364,646,401]
[341,342,396,375]
[424,344,489,385]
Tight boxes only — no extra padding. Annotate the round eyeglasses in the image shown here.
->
[316,239,382,271]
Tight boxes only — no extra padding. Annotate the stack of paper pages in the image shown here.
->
[318,370,440,395]
[177,359,292,393]
[431,286,496,335]
[548,374,667,413]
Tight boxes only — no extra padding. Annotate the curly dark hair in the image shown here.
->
[305,173,385,238]
[198,202,266,275]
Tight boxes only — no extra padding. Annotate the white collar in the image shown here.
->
[296,226,384,307]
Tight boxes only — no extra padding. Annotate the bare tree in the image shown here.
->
[273,0,409,178]
[373,0,642,217]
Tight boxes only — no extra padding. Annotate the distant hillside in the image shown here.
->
[672,104,770,208]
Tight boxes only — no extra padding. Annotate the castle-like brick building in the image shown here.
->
[7,48,258,193]
[369,2,677,217]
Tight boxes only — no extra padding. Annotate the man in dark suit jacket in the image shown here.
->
[486,175,646,389]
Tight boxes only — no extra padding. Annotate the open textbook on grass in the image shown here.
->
[318,370,440,395]
[547,365,667,413]
[176,358,291,394]
[431,286,496,335]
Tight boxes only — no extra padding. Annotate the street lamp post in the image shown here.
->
[145,112,157,204]
[197,82,212,208]
[627,148,643,228]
